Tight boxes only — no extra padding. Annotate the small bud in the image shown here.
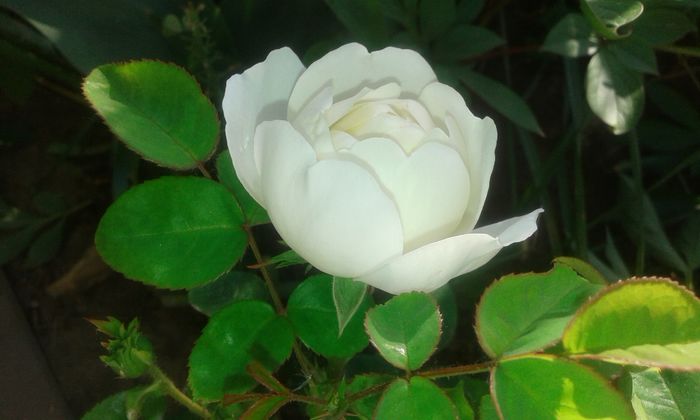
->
[89,317,155,378]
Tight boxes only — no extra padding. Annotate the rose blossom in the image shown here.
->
[223,43,542,294]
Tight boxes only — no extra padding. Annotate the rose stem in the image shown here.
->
[149,365,210,418]
[243,225,320,390]
[416,361,496,379]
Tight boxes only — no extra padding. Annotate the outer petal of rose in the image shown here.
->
[222,47,305,205]
[287,43,437,120]
[356,209,543,294]
[254,120,404,277]
[419,82,497,232]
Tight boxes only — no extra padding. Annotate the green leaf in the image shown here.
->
[287,274,371,359]
[458,68,543,134]
[419,0,457,41]
[240,395,288,420]
[620,175,688,272]
[541,13,599,57]
[24,219,64,268]
[445,381,475,420]
[246,361,288,393]
[606,39,658,74]
[478,394,499,420]
[374,377,457,419]
[83,60,219,170]
[81,386,166,420]
[188,271,268,316]
[324,0,390,47]
[0,224,39,265]
[432,285,458,348]
[492,355,634,419]
[433,24,504,62]
[332,276,369,337]
[476,265,602,357]
[647,83,700,132]
[188,300,294,400]
[268,249,308,269]
[581,0,644,39]
[553,256,609,285]
[562,278,700,368]
[32,191,66,215]
[605,229,632,279]
[347,374,394,418]
[585,49,644,134]
[630,9,695,46]
[215,152,269,226]
[623,367,684,420]
[661,370,700,418]
[364,292,441,371]
[456,0,485,23]
[0,0,175,73]
[678,213,700,271]
[95,176,247,289]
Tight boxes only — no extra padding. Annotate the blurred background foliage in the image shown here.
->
[0,0,699,413]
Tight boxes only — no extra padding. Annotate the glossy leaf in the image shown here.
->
[287,274,370,359]
[478,394,499,420]
[586,49,644,134]
[419,0,456,41]
[492,355,633,419]
[215,152,269,226]
[563,279,700,368]
[606,39,658,74]
[476,265,601,357]
[630,9,695,46]
[553,256,608,285]
[332,276,368,337]
[84,61,219,170]
[445,381,475,420]
[374,377,457,419]
[365,292,441,371]
[346,374,393,418]
[81,386,166,420]
[188,271,268,316]
[434,24,504,62]
[432,284,458,348]
[541,13,598,57]
[623,367,684,420]
[188,300,293,400]
[0,0,175,73]
[581,0,644,39]
[459,68,543,134]
[661,370,700,418]
[96,176,247,289]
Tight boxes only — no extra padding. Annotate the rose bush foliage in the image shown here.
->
[223,43,542,294]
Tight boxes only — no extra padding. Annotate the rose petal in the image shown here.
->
[472,208,544,246]
[356,209,543,294]
[341,138,469,250]
[419,82,497,232]
[255,121,404,277]
[288,43,437,120]
[223,47,305,204]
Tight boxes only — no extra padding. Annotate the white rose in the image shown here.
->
[223,43,542,295]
